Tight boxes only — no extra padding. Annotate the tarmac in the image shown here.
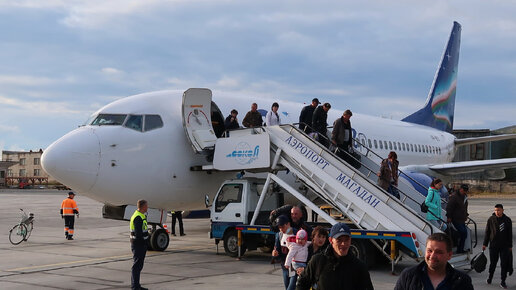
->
[0,189,514,289]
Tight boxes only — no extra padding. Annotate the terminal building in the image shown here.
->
[1,149,57,187]
[452,125,516,193]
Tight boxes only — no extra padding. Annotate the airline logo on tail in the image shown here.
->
[431,78,457,130]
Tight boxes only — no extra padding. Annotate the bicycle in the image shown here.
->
[9,209,34,245]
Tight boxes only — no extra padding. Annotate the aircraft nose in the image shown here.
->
[42,128,100,193]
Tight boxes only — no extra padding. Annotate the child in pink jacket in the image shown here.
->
[285,229,311,271]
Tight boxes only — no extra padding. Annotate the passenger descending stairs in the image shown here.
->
[261,125,440,259]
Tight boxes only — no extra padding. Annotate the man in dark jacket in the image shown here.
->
[298,98,319,133]
[446,184,469,253]
[482,204,513,288]
[395,233,473,290]
[331,109,353,164]
[312,103,331,148]
[224,109,240,130]
[242,103,263,128]
[296,223,373,290]
[270,205,312,238]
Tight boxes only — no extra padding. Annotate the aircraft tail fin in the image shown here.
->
[402,21,461,133]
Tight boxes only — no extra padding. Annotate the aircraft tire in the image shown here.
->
[150,228,169,251]
[223,229,246,257]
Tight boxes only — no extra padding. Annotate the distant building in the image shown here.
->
[452,127,516,182]
[1,149,57,187]
[492,125,516,181]
[0,161,16,186]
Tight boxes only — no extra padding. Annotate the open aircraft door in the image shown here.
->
[182,88,217,153]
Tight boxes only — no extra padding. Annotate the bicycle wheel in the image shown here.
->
[9,224,27,245]
[24,222,33,241]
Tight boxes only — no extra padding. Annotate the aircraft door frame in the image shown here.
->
[182,88,217,153]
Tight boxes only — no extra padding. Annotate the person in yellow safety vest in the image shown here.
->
[60,191,79,240]
[130,199,149,290]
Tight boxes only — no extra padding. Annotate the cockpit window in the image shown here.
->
[91,114,127,126]
[144,115,163,132]
[124,115,143,132]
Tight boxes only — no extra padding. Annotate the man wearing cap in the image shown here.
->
[60,191,79,240]
[296,223,373,290]
[312,102,331,148]
[272,215,298,290]
[299,98,319,133]
[395,233,473,290]
[446,184,469,253]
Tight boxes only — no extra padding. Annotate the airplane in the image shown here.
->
[41,21,516,250]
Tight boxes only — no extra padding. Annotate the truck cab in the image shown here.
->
[210,178,283,256]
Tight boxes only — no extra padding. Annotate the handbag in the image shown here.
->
[420,190,434,213]
[420,201,429,213]
[471,251,487,273]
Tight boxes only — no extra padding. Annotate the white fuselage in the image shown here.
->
[42,90,456,210]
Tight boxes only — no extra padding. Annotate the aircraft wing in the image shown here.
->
[454,134,516,147]
[402,158,516,180]
[427,158,516,175]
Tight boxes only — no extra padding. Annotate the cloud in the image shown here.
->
[0,75,57,86]
[0,95,83,115]
[0,124,20,133]
[101,67,124,75]
[216,76,240,88]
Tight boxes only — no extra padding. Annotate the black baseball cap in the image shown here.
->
[276,215,290,226]
[312,98,320,104]
[68,191,76,196]
[460,184,469,191]
[329,223,351,239]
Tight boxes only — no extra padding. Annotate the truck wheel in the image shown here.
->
[349,239,376,268]
[223,229,246,257]
[150,229,169,251]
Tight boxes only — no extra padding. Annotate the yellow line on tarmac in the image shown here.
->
[5,254,132,272]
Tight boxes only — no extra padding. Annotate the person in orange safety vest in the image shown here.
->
[60,191,79,240]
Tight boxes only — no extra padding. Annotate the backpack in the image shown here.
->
[471,251,487,273]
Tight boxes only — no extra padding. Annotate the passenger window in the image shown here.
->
[91,114,127,126]
[215,184,243,212]
[402,143,406,151]
[393,142,397,150]
[388,141,393,150]
[374,140,378,149]
[379,140,383,149]
[124,115,143,132]
[418,144,421,152]
[368,139,372,148]
[384,141,388,149]
[144,115,164,132]
[397,142,401,151]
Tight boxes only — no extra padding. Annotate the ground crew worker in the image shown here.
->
[130,199,149,290]
[60,191,79,240]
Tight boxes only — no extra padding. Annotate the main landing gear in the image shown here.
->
[148,224,169,251]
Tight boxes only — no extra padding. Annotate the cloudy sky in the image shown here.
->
[1,1,515,152]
